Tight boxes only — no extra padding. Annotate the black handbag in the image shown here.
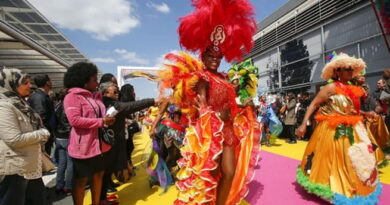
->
[82,96,115,145]
[127,121,141,135]
[98,126,115,145]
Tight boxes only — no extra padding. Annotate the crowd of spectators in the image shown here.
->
[1,63,390,205]
[257,68,390,148]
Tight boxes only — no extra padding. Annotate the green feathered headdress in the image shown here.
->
[228,58,259,103]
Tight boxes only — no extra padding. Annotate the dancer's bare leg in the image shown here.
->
[216,146,236,205]
[266,134,270,144]
[265,126,271,146]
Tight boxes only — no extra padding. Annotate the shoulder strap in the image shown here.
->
[80,95,102,118]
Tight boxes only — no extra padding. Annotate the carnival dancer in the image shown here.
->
[227,60,281,148]
[351,73,389,164]
[257,95,270,145]
[155,104,185,173]
[256,95,283,147]
[228,59,259,106]
[157,1,260,204]
[296,53,382,204]
[366,115,390,160]
[147,103,186,191]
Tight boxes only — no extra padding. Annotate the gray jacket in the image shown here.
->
[284,99,297,125]
[0,99,49,176]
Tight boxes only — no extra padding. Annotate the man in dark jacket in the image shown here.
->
[28,74,55,154]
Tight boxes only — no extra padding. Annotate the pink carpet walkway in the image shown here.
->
[245,151,390,205]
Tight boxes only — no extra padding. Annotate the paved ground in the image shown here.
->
[40,169,72,205]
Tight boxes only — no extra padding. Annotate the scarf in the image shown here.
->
[0,66,41,130]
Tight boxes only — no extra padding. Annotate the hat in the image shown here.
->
[321,53,366,80]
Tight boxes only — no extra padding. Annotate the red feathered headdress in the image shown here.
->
[178,0,257,62]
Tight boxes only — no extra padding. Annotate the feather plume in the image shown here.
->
[158,52,205,116]
[178,0,257,62]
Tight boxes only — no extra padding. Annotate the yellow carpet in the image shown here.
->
[84,127,249,204]
[380,165,390,184]
[84,129,390,204]
[262,138,306,161]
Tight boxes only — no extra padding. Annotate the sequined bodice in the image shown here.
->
[319,94,355,116]
[208,79,232,112]
[206,72,236,120]
[318,83,364,117]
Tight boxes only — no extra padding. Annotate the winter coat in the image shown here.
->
[64,88,110,159]
[0,98,49,176]
[284,99,297,125]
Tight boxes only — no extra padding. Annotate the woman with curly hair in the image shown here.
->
[63,62,115,205]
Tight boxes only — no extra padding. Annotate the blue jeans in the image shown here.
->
[0,175,28,205]
[55,138,73,190]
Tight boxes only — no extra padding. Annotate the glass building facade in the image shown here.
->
[247,0,390,94]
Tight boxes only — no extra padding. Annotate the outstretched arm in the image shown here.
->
[114,99,156,115]
[150,98,170,137]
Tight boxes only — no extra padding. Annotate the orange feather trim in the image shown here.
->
[158,52,205,118]
[334,85,365,98]
[315,114,363,128]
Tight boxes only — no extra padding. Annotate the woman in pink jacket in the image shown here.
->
[63,62,115,205]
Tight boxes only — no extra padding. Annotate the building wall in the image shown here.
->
[253,3,390,94]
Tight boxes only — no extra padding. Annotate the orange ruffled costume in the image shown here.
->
[158,52,261,205]
[366,115,389,163]
[297,83,382,204]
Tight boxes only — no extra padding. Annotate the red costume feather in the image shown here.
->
[178,0,257,62]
